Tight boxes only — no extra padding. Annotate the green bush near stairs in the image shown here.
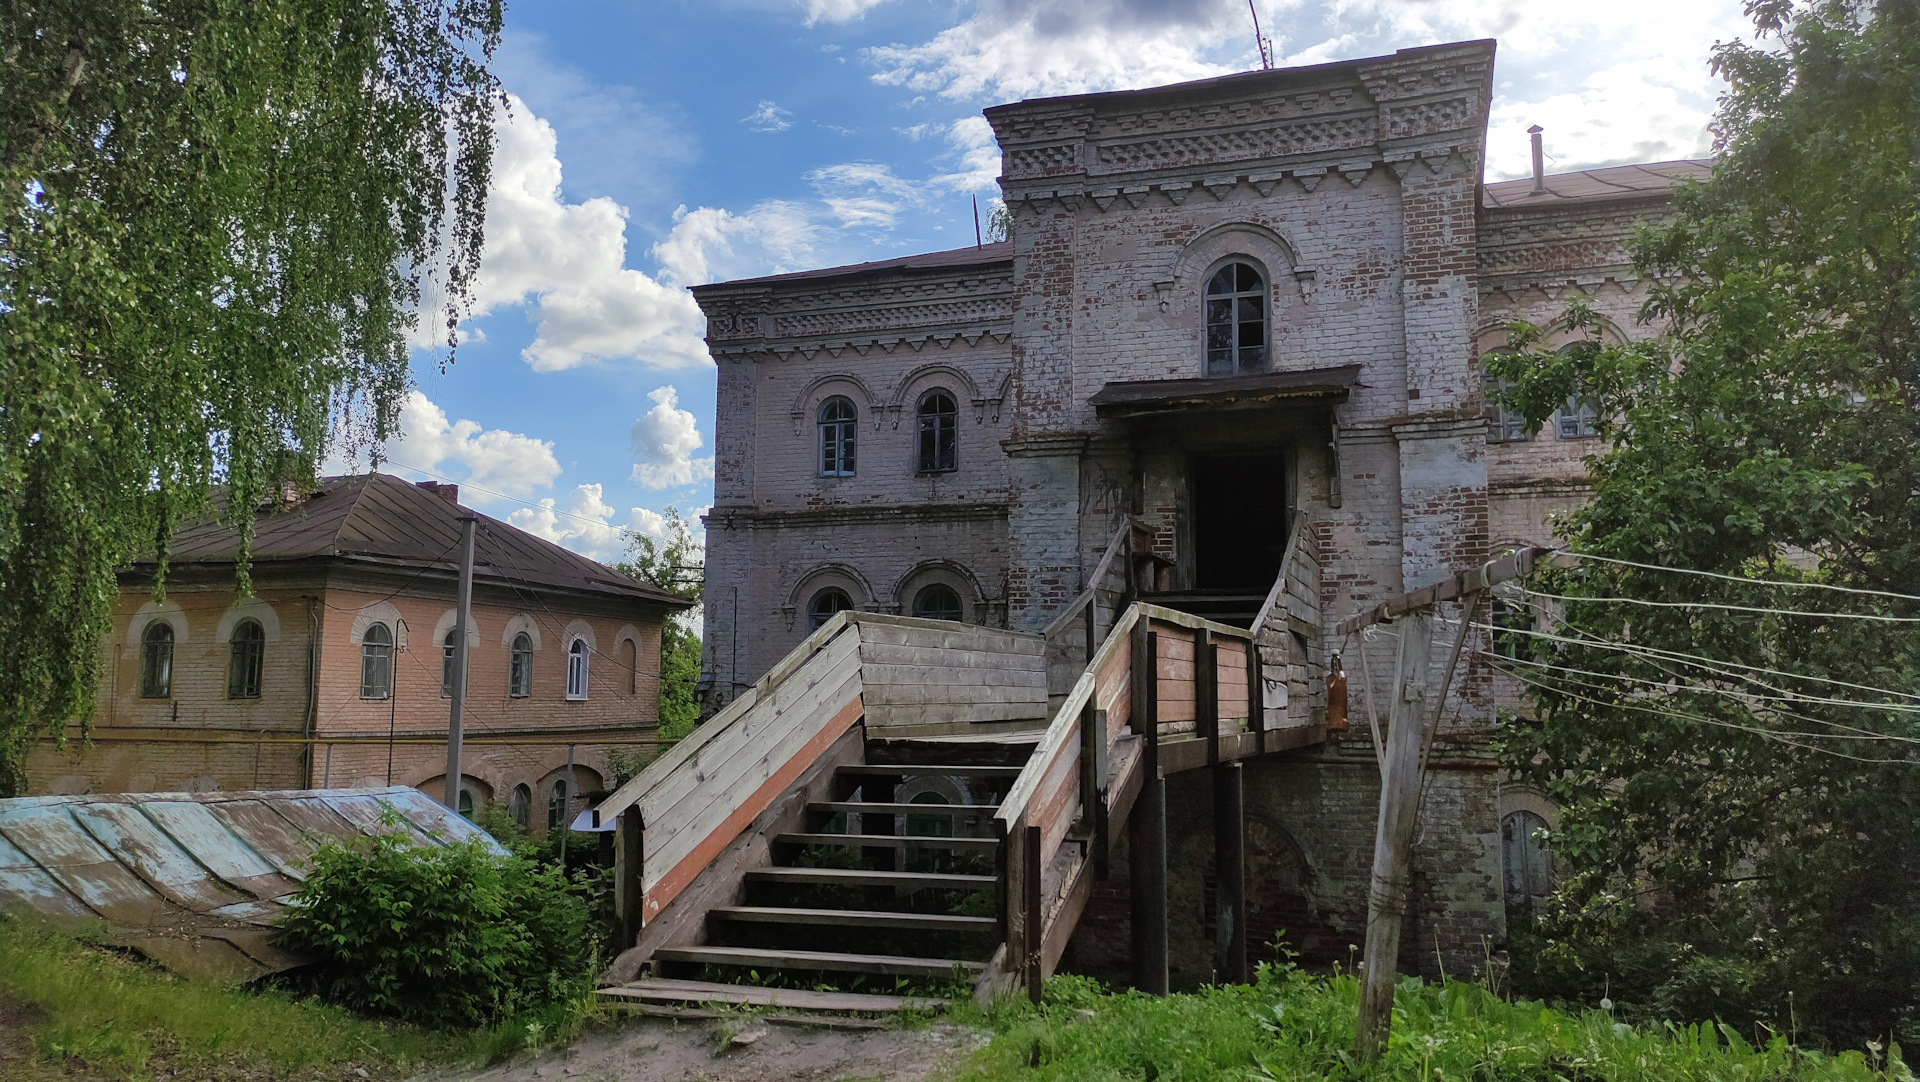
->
[277,826,594,1028]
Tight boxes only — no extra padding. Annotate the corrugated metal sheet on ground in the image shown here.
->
[0,787,503,984]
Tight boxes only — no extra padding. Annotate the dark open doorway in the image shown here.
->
[1191,451,1289,590]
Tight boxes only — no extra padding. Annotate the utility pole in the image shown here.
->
[1343,547,1547,1060]
[445,516,477,812]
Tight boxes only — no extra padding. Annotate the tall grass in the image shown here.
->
[0,918,595,1078]
[960,965,1917,1081]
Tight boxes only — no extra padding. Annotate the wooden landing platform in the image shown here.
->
[596,976,948,1014]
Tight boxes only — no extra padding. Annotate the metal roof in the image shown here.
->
[0,787,504,983]
[1090,365,1363,418]
[692,241,1011,290]
[151,472,689,608]
[1482,159,1711,209]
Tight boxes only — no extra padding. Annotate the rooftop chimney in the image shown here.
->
[415,480,460,505]
[1528,125,1545,194]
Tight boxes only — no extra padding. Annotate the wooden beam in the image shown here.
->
[1334,547,1549,636]
[1213,761,1246,985]
[1024,823,1044,1004]
[614,808,644,949]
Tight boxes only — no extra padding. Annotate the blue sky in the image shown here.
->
[343,0,1755,565]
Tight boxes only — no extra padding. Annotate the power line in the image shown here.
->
[1515,585,1920,623]
[1557,551,1920,603]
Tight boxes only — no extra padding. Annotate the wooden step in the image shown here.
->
[711,906,996,932]
[776,832,999,853]
[839,764,1025,778]
[654,946,984,979]
[746,867,994,890]
[597,977,947,1013]
[810,801,1000,816]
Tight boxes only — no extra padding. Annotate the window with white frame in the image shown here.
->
[818,396,857,477]
[139,622,175,699]
[1204,261,1269,375]
[1482,369,1531,443]
[359,623,393,700]
[1557,392,1599,439]
[916,390,958,473]
[566,638,589,700]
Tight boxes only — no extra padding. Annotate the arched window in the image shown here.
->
[509,783,532,830]
[818,396,857,477]
[457,788,475,819]
[509,632,533,698]
[359,623,393,700]
[440,628,460,697]
[1204,261,1269,375]
[1482,363,1531,444]
[227,619,264,700]
[548,779,569,833]
[1557,393,1599,439]
[912,584,964,622]
[139,622,175,699]
[621,638,638,695]
[566,639,589,701]
[916,390,958,473]
[1502,810,1554,916]
[807,587,853,630]
[904,791,955,839]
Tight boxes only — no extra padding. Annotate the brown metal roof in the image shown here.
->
[0,787,502,983]
[1090,365,1363,418]
[692,241,1012,291]
[156,472,690,608]
[1482,159,1711,209]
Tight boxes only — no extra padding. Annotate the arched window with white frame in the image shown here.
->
[139,622,175,699]
[916,389,958,473]
[509,632,534,698]
[1204,261,1269,375]
[359,623,393,700]
[818,395,857,477]
[566,638,590,701]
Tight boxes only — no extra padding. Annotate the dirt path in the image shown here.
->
[432,1014,987,1082]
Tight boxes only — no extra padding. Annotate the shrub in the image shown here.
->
[277,825,592,1029]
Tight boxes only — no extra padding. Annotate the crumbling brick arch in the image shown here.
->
[1164,221,1314,373]
[891,559,989,624]
[782,563,876,632]
[786,372,883,436]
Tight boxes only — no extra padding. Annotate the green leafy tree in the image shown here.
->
[0,0,503,794]
[617,507,703,739]
[1488,0,1919,1048]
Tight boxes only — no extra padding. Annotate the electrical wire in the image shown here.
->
[1484,644,1920,720]
[1555,551,1920,603]
[1516,585,1920,624]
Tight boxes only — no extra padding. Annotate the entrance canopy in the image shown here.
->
[1088,364,1362,419]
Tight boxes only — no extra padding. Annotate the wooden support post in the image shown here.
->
[1355,613,1434,1060]
[1214,760,1246,984]
[1130,624,1168,995]
[1024,822,1044,1004]
[1086,706,1112,879]
[1085,598,1099,669]
[1248,641,1267,755]
[614,808,644,947]
[1197,627,1218,764]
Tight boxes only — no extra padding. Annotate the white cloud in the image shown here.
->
[458,94,711,371]
[804,0,894,25]
[652,201,823,287]
[931,116,1001,192]
[630,385,713,490]
[507,483,664,563]
[864,0,1747,180]
[742,100,795,132]
[379,391,562,502]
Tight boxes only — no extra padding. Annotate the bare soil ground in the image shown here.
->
[432,1013,985,1082]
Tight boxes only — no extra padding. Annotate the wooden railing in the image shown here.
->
[1249,515,1327,731]
[991,600,1300,1001]
[1041,516,1164,699]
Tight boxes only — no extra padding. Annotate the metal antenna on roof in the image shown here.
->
[1248,0,1273,70]
[973,194,983,248]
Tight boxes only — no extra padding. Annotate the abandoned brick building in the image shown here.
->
[29,473,691,834]
[688,39,1698,984]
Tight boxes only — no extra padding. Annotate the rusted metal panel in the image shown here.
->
[0,787,506,985]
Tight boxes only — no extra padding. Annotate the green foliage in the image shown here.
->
[0,0,503,795]
[0,916,483,1078]
[276,826,593,1029]
[960,967,1916,1081]
[617,506,704,737]
[1485,0,1920,1049]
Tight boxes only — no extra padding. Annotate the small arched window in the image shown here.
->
[1502,810,1554,916]
[916,390,958,474]
[440,628,460,697]
[621,638,638,695]
[457,787,475,819]
[509,783,533,830]
[807,587,853,630]
[818,396,857,477]
[566,638,589,701]
[1204,261,1268,375]
[227,619,264,700]
[912,584,964,622]
[548,779,570,833]
[509,632,533,698]
[139,622,175,699]
[359,623,393,700]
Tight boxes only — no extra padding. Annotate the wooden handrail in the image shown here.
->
[1041,515,1138,642]
[1250,513,1313,642]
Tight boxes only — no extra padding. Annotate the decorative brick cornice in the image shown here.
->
[698,264,1015,358]
[702,501,1010,531]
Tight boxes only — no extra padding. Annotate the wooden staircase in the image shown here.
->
[590,517,1331,1016]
